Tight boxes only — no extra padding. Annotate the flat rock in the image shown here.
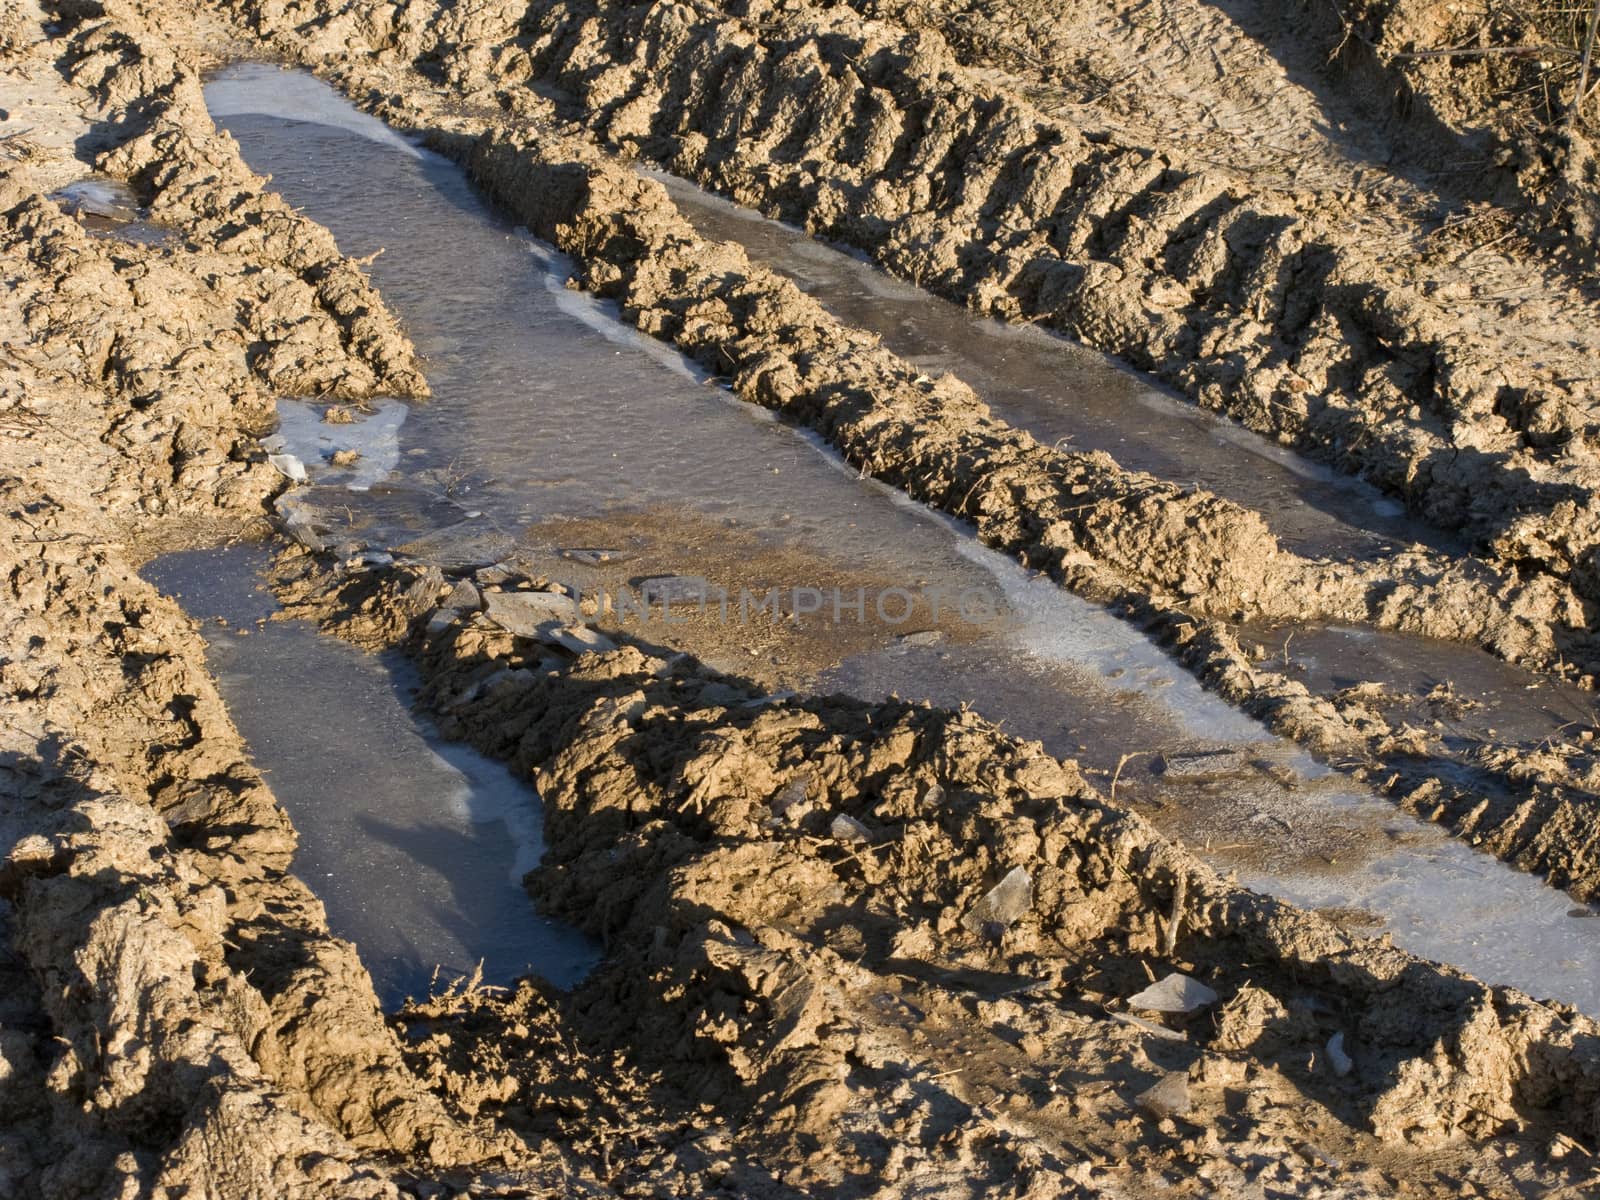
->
[395,523,516,571]
[441,579,482,612]
[1128,973,1218,1014]
[961,866,1032,933]
[483,589,580,635]
[268,453,307,482]
[538,625,617,655]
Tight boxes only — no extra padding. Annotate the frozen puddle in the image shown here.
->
[144,545,599,1006]
[201,64,1600,1016]
[650,172,1454,561]
[265,397,407,492]
[49,174,170,245]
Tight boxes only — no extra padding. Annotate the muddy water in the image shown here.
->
[1244,618,1598,748]
[655,175,1600,752]
[145,545,599,1006]
[652,174,1454,562]
[193,63,1600,1014]
[50,175,170,245]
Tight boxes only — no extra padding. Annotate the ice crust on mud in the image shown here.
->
[5,0,1600,1194]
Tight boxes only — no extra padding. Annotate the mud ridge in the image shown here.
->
[0,1,571,1191]
[230,0,1600,616]
[271,548,1600,1196]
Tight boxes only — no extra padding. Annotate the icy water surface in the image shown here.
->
[145,545,599,1007]
[195,63,1600,1015]
[653,173,1454,561]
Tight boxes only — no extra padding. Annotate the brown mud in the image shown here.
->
[223,0,1600,615]
[273,549,1600,1197]
[196,0,1600,903]
[0,2,555,1193]
[5,0,1600,1194]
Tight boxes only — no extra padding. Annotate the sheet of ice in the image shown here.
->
[648,168,1457,560]
[265,398,406,491]
[204,61,423,158]
[143,545,599,1007]
[51,177,138,219]
[529,241,709,382]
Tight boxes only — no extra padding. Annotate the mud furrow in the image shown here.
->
[207,0,1600,898]
[267,549,1600,1193]
[485,0,1600,598]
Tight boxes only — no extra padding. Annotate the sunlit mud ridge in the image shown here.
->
[866,0,1600,276]
[269,550,1600,1196]
[222,0,1600,614]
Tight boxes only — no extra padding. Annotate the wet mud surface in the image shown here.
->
[5,0,1600,1195]
[208,73,1600,1022]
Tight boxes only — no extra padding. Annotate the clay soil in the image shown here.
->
[7,0,1600,1196]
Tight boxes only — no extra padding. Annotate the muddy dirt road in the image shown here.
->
[6,0,1600,1195]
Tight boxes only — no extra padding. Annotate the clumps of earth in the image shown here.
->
[6,0,1600,1195]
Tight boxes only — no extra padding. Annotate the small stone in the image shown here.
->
[441,579,482,612]
[1109,1012,1187,1042]
[899,629,944,646]
[425,609,459,636]
[771,776,812,819]
[562,547,627,566]
[276,504,327,550]
[1136,1071,1192,1119]
[537,625,617,655]
[1128,973,1218,1015]
[830,814,871,844]
[741,690,797,708]
[330,448,361,467]
[960,866,1032,933]
[695,681,745,708]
